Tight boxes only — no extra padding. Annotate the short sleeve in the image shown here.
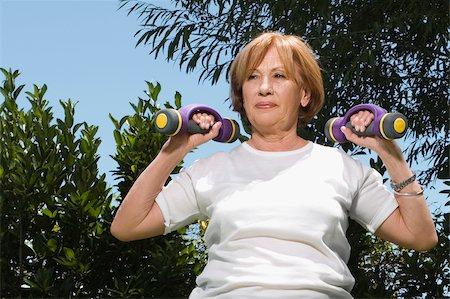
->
[155,168,204,235]
[349,167,399,233]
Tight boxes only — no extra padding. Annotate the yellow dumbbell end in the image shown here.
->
[156,113,168,129]
[394,117,406,134]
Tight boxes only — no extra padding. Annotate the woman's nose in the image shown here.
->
[259,77,273,96]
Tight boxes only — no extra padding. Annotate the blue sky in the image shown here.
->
[1,0,239,186]
[1,0,447,212]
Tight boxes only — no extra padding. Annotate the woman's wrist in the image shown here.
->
[161,137,191,157]
[374,141,422,191]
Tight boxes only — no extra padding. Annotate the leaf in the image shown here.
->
[138,98,143,112]
[41,84,48,96]
[73,122,84,134]
[64,108,74,128]
[80,139,89,153]
[80,190,90,206]
[109,113,120,129]
[130,102,138,113]
[174,91,182,109]
[52,223,60,232]
[113,129,123,146]
[43,208,57,219]
[81,168,91,182]
[0,67,9,77]
[63,247,75,260]
[0,86,8,98]
[187,46,205,72]
[13,84,25,99]
[5,75,14,92]
[47,238,57,252]
[54,257,77,268]
[154,82,161,100]
[94,224,104,236]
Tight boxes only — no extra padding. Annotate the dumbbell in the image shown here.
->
[324,103,408,143]
[154,104,240,143]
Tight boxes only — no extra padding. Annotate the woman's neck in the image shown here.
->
[247,130,309,152]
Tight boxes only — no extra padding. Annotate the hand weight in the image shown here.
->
[154,104,240,143]
[324,103,408,143]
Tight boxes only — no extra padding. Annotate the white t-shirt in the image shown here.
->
[155,141,398,298]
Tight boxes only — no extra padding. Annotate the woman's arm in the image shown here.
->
[110,115,220,242]
[341,111,438,251]
[372,147,438,251]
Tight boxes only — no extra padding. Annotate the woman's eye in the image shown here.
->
[274,73,286,78]
[248,74,257,80]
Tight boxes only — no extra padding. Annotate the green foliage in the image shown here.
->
[347,214,449,298]
[109,81,182,198]
[3,2,449,293]
[119,1,450,297]
[0,69,203,297]
[106,81,199,298]
[0,68,113,297]
[119,0,449,185]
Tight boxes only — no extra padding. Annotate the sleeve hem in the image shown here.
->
[366,197,399,233]
[155,194,172,235]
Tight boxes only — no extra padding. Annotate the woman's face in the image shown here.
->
[242,46,310,135]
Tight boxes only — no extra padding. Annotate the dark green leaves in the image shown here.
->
[0,68,113,297]
[2,69,201,298]
[117,1,449,297]
[120,0,449,186]
[108,80,201,298]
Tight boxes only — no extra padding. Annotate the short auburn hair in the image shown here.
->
[229,32,324,128]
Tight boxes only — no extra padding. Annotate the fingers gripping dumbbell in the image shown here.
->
[324,103,408,143]
[154,104,240,143]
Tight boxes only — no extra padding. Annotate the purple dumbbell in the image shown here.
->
[154,104,240,143]
[324,103,408,143]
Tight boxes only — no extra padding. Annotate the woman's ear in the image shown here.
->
[300,89,311,108]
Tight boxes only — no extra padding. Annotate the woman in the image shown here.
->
[111,32,437,298]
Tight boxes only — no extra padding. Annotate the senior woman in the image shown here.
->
[111,32,437,298]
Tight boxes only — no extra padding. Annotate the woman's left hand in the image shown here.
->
[340,110,402,159]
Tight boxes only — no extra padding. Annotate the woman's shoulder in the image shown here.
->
[184,144,243,173]
[311,142,363,167]
[311,142,345,156]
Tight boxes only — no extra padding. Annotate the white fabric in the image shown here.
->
[155,142,398,298]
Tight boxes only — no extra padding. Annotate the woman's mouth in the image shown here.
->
[255,102,276,109]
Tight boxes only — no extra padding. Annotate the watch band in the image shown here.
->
[390,172,416,192]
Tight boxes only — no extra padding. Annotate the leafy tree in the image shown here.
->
[119,1,449,297]
[0,68,113,296]
[119,0,448,184]
[106,82,201,297]
[0,69,203,297]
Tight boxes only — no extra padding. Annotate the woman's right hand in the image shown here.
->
[163,113,222,154]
